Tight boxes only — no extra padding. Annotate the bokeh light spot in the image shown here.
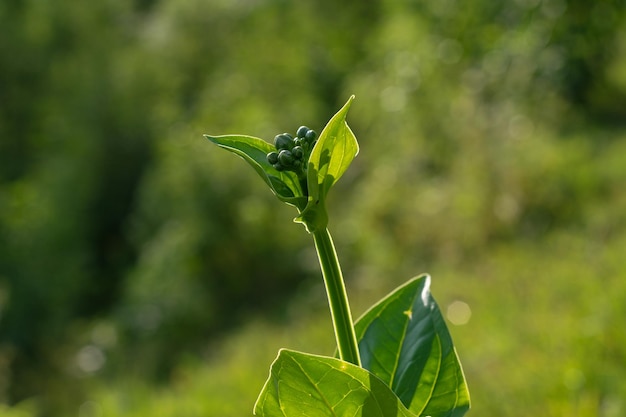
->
[76,345,106,374]
[446,301,472,326]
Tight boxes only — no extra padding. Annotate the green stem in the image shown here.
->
[312,228,361,366]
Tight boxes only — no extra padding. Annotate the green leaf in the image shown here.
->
[354,275,470,417]
[307,95,359,202]
[204,134,307,210]
[254,349,416,417]
[297,96,359,232]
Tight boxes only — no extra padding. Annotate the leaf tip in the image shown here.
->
[203,134,218,143]
[344,95,355,112]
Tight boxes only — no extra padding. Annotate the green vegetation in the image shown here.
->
[207,98,469,416]
[1,0,626,416]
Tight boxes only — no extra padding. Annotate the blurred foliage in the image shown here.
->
[1,0,625,416]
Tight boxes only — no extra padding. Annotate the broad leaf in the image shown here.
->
[204,134,307,210]
[254,349,416,417]
[354,275,470,417]
[297,96,359,231]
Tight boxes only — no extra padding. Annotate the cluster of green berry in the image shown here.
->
[266,126,317,176]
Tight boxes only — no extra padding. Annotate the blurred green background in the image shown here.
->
[1,0,626,416]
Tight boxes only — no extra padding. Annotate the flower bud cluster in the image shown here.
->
[267,126,317,176]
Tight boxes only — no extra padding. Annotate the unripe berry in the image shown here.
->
[278,149,294,166]
[296,126,309,139]
[267,151,279,165]
[305,129,317,141]
[292,146,304,159]
[274,133,294,151]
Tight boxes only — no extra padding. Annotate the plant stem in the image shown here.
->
[312,227,361,367]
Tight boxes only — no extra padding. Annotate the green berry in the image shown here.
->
[273,162,285,171]
[278,149,294,166]
[267,151,279,165]
[292,146,304,159]
[274,133,294,151]
[296,126,309,138]
[305,129,317,141]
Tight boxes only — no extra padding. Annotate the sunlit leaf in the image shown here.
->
[254,349,416,417]
[297,96,359,231]
[354,275,470,417]
[307,95,359,203]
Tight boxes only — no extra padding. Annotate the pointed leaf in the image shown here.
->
[204,134,307,210]
[254,349,416,417]
[297,96,359,231]
[308,95,359,202]
[354,275,470,417]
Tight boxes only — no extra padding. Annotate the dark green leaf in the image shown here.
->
[254,349,416,417]
[354,275,470,417]
[204,134,307,210]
